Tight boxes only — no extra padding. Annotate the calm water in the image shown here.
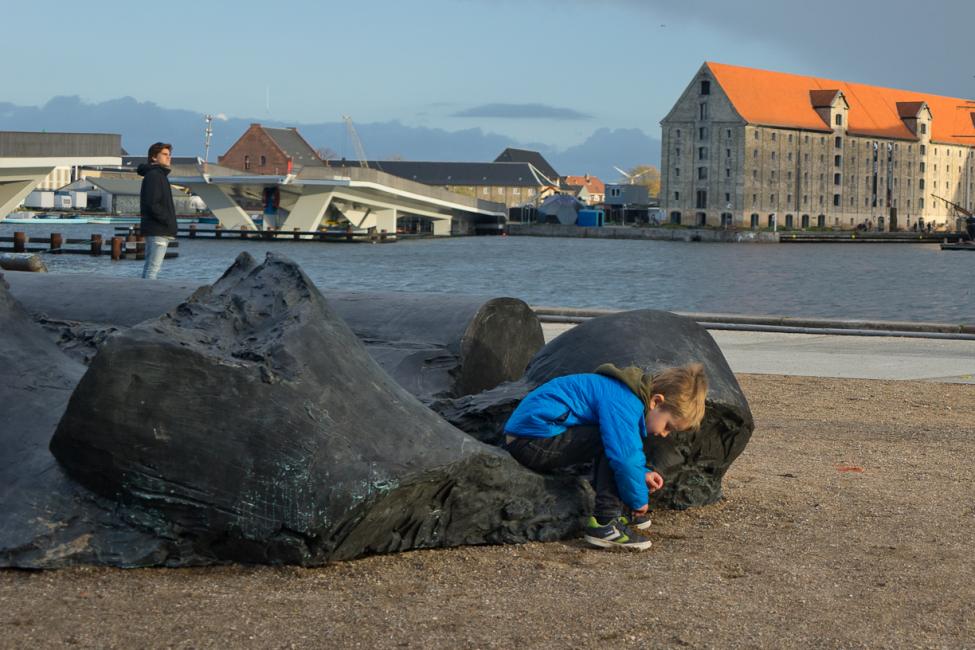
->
[3,223,973,323]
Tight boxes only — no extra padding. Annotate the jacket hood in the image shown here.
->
[594,363,653,414]
[137,163,170,177]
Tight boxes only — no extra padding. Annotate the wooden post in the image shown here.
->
[380,229,387,242]
[135,235,145,260]
[215,224,222,239]
[189,224,197,238]
[345,225,354,242]
[50,232,63,254]
[13,232,26,253]
[111,236,123,261]
[294,227,301,241]
[91,234,103,256]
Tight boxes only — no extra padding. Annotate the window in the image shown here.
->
[919,179,925,189]
[919,198,924,209]
[787,194,792,204]
[803,194,808,205]
[787,171,792,180]
[833,194,841,206]
[835,136,843,148]
[726,129,732,138]
[771,151,777,160]
[675,147,681,157]
[770,194,775,203]
[752,170,758,179]
[920,145,926,155]
[675,167,680,177]
[751,213,759,228]
[244,155,251,170]
[726,168,731,178]
[698,147,708,160]
[699,103,708,120]
[725,192,731,203]
[835,155,842,167]
[696,190,707,209]
[754,131,759,140]
[700,80,711,95]
[920,162,925,172]
[699,127,708,140]
[771,171,776,181]
[676,129,682,139]
[772,132,777,141]
[674,191,680,200]
[726,148,731,158]
[804,135,810,143]
[788,152,793,161]
[753,149,758,158]
[835,114,843,126]
[920,123,927,135]
[698,167,708,180]
[788,134,793,143]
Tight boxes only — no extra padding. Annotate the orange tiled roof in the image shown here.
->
[707,62,975,145]
[563,175,605,193]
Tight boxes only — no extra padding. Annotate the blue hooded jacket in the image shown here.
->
[504,373,649,509]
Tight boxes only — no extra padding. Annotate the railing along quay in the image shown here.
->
[0,231,177,261]
[778,231,964,243]
[115,224,398,243]
[533,307,975,341]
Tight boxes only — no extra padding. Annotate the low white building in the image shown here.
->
[59,177,205,215]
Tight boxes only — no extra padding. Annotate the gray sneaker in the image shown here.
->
[583,517,653,551]
[620,512,652,530]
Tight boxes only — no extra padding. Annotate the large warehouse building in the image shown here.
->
[660,62,975,231]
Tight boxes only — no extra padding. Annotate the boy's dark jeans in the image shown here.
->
[502,426,625,523]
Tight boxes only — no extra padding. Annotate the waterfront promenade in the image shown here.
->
[543,323,975,383]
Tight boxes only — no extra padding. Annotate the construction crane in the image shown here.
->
[341,115,370,169]
[932,193,975,239]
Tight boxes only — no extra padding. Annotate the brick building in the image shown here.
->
[661,62,975,230]
[218,124,324,175]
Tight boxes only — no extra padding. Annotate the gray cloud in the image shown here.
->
[556,0,975,99]
[452,103,592,120]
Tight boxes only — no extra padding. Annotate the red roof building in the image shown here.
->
[660,62,974,231]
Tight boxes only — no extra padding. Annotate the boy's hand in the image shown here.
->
[645,471,664,493]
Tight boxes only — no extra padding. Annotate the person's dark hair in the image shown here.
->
[147,142,172,162]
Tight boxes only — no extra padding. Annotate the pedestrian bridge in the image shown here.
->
[169,162,506,236]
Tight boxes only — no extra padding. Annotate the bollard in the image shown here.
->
[294,227,301,241]
[13,232,26,253]
[346,225,354,242]
[215,224,223,239]
[189,224,197,238]
[380,229,387,242]
[240,225,249,240]
[90,234,103,256]
[111,236,123,261]
[50,232,63,254]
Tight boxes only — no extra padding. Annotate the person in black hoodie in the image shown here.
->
[138,142,177,279]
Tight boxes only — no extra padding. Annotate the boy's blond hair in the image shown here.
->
[653,363,708,431]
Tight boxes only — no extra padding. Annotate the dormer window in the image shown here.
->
[920,123,927,135]
[835,114,843,126]
[700,80,711,95]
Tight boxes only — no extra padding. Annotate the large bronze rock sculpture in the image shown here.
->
[434,310,755,509]
[46,254,588,566]
[4,256,544,400]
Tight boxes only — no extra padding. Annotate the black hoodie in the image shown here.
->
[137,163,177,237]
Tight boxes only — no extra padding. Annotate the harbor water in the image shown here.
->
[2,223,973,323]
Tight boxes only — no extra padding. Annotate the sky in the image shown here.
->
[2,0,973,150]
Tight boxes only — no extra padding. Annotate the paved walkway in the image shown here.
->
[541,323,975,383]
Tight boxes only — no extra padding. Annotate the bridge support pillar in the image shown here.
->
[359,208,397,234]
[184,183,256,230]
[432,217,451,236]
[0,167,55,221]
[280,188,333,235]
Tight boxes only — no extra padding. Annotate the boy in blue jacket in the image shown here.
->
[503,363,707,550]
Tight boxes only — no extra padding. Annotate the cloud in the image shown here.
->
[452,103,592,120]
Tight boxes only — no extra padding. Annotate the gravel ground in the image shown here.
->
[2,374,973,649]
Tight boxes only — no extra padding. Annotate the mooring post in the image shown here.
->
[90,234,103,256]
[50,232,63,254]
[345,225,354,242]
[110,236,123,261]
[13,231,26,253]
[215,224,223,239]
[380,229,387,242]
[189,224,197,238]
[294,227,301,241]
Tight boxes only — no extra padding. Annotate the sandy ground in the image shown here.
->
[2,374,973,649]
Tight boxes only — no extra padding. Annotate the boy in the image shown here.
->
[503,363,708,550]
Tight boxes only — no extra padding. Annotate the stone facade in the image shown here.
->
[661,63,975,231]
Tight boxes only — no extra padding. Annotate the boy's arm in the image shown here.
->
[597,403,650,509]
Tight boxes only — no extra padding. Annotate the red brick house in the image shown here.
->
[218,123,324,175]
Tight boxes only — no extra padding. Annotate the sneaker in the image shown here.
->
[620,512,652,531]
[583,517,653,551]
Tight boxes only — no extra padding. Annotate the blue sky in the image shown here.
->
[2,0,972,150]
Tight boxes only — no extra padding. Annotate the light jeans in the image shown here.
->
[142,236,174,279]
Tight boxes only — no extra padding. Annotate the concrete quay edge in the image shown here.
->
[532,306,975,338]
